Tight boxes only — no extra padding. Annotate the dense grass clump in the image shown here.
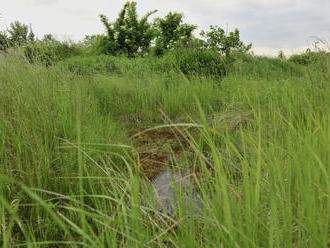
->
[229,53,305,79]
[57,55,174,77]
[57,49,310,81]
[288,50,329,65]
[0,50,329,247]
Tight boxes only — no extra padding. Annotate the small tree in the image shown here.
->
[99,1,157,57]
[0,21,35,51]
[200,25,251,57]
[40,34,57,44]
[7,21,35,46]
[27,24,35,42]
[154,12,197,55]
[278,50,286,60]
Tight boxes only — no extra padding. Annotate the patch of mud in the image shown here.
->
[129,128,192,180]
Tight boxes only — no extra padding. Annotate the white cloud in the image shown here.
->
[253,40,330,57]
[252,45,309,57]
[28,0,59,5]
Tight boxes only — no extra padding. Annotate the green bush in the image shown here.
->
[85,35,118,55]
[24,41,83,66]
[0,32,10,51]
[167,48,228,78]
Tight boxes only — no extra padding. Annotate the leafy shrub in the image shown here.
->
[0,32,10,51]
[86,35,117,55]
[24,41,82,66]
[167,48,228,78]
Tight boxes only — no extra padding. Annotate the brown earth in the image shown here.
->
[129,128,193,180]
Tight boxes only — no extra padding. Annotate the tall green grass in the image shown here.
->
[0,50,329,247]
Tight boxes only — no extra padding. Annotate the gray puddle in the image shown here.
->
[143,168,206,217]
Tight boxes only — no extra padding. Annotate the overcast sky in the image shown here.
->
[1,0,329,56]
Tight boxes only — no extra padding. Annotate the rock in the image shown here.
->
[144,168,204,217]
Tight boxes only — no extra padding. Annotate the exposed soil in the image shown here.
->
[129,128,193,180]
[129,110,254,181]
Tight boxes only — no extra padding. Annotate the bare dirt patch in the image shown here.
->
[129,128,193,180]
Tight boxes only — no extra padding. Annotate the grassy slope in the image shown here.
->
[0,50,329,247]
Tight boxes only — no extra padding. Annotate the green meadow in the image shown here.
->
[0,2,329,246]
[0,48,329,247]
